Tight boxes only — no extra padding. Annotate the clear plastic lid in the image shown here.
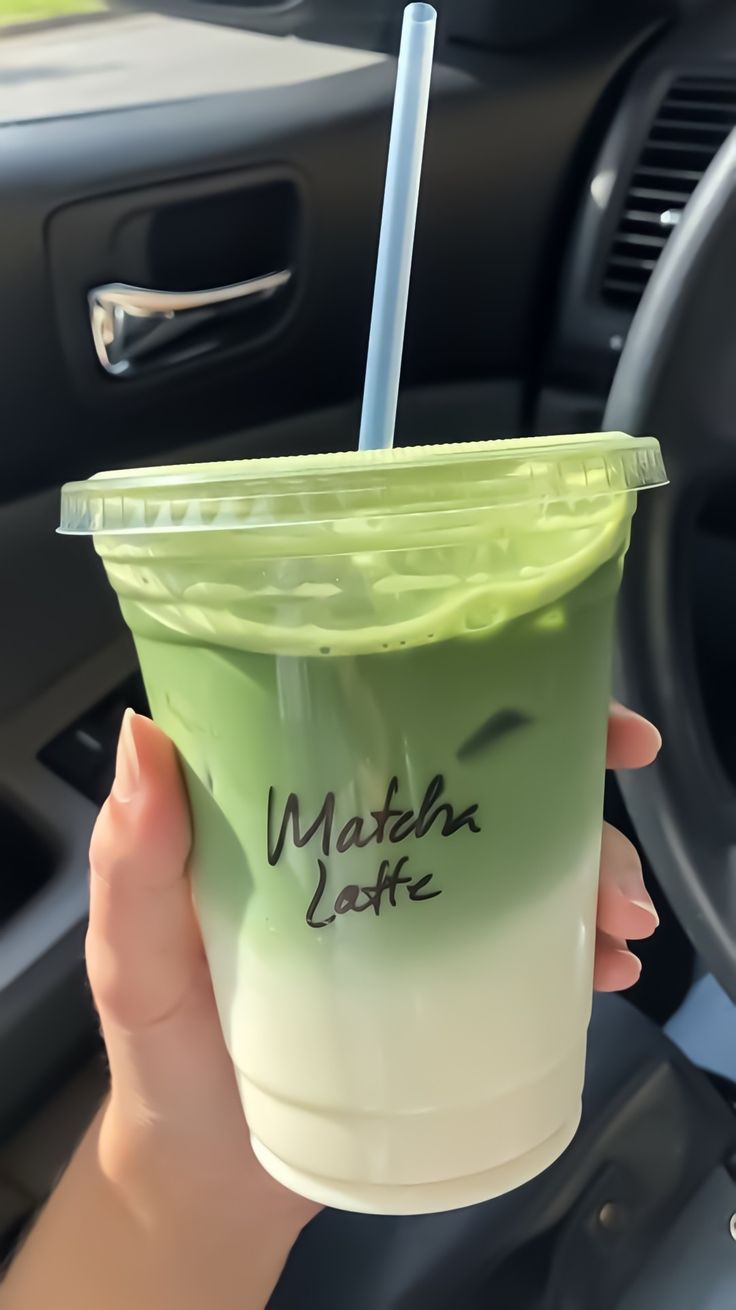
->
[59,433,666,537]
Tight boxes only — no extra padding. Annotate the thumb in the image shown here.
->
[86,711,229,1123]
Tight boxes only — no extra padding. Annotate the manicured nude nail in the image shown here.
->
[613,950,642,990]
[616,883,660,939]
[611,701,663,751]
[616,867,657,916]
[628,895,659,919]
[112,708,140,803]
[611,700,651,719]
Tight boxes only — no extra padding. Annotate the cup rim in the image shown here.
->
[59,433,667,538]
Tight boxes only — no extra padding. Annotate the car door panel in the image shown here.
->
[1,12,662,501]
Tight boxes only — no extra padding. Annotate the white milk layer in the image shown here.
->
[198,851,599,1214]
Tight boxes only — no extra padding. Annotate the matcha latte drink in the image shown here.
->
[60,433,665,1214]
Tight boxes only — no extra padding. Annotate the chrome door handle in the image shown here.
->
[89,269,292,376]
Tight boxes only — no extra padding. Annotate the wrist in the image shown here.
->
[98,1098,320,1244]
[3,1103,317,1310]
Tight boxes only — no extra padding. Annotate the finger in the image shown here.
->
[87,710,198,1034]
[593,930,642,992]
[606,703,661,771]
[598,822,659,941]
[87,712,237,1124]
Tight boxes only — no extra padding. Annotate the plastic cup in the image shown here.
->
[60,432,666,1215]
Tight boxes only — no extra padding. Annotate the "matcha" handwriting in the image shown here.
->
[267,774,479,865]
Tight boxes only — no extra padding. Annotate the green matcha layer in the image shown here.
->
[135,548,622,958]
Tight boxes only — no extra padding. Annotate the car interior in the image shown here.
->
[1,0,736,1304]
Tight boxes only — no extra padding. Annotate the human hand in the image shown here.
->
[1,702,662,1310]
[595,702,661,991]
[86,704,659,1241]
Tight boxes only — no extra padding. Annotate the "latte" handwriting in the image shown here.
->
[306,855,441,928]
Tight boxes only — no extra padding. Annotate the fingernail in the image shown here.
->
[611,700,652,726]
[611,702,663,753]
[625,949,642,976]
[112,709,140,803]
[611,701,647,719]
[643,719,663,755]
[618,949,643,988]
[629,896,659,922]
[613,883,660,931]
[617,876,658,917]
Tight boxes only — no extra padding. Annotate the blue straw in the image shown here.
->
[358,3,437,452]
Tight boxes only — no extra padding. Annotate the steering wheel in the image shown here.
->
[604,130,736,1003]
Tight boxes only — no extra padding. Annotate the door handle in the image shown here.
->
[88,269,292,377]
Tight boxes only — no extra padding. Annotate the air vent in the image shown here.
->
[602,73,736,310]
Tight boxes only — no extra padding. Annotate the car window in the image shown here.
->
[0,10,382,122]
